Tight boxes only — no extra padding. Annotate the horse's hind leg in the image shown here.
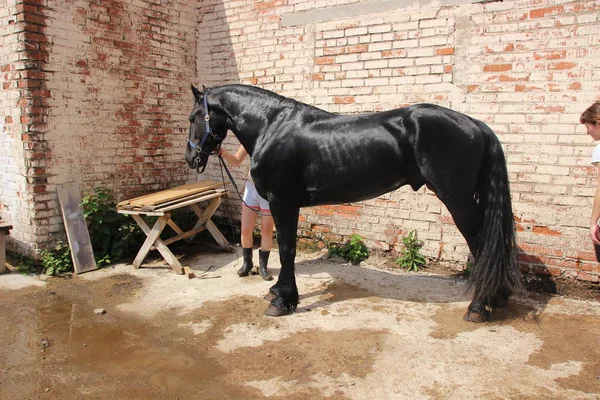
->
[264,197,299,317]
[465,287,511,322]
[489,286,511,308]
[443,195,514,322]
[438,196,493,322]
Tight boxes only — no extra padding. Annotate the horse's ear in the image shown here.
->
[191,84,202,101]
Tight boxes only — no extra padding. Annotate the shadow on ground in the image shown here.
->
[162,238,562,325]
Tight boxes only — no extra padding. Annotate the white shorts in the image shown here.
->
[242,181,270,213]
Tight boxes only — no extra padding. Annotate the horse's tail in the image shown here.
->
[470,121,522,301]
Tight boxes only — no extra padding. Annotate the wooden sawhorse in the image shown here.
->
[0,222,13,274]
[117,182,230,275]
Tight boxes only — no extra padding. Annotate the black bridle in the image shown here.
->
[188,89,270,216]
[188,91,222,173]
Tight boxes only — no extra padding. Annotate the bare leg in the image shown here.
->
[240,205,258,248]
[260,214,274,251]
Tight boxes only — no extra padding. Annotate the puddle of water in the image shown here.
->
[3,290,249,400]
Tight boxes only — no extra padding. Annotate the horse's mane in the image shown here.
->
[212,84,330,116]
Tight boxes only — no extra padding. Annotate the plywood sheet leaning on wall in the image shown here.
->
[57,184,98,274]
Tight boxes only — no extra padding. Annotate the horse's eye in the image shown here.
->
[188,115,194,123]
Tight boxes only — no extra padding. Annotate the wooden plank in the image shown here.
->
[183,266,197,279]
[132,215,169,269]
[116,188,180,207]
[161,226,207,246]
[5,262,16,272]
[56,184,98,274]
[190,198,231,248]
[155,189,227,213]
[0,230,6,274]
[131,214,184,275]
[126,181,224,208]
[117,209,165,217]
[0,223,11,274]
[166,219,186,238]
[205,219,230,249]
[140,190,217,211]
[116,181,222,208]
[118,189,223,214]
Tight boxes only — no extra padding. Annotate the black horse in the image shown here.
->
[185,84,522,322]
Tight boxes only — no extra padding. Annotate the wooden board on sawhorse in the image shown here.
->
[117,181,231,275]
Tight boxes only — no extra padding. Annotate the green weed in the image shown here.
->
[81,187,144,267]
[328,234,369,264]
[41,241,73,276]
[395,230,426,272]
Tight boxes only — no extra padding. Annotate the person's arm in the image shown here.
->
[218,144,248,167]
[590,164,600,245]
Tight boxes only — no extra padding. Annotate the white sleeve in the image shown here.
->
[592,144,600,164]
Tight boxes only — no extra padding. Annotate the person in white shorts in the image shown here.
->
[218,144,274,280]
[581,101,600,262]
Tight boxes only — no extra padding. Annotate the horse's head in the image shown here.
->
[185,85,228,173]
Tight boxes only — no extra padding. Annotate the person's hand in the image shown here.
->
[217,147,224,156]
[590,224,600,245]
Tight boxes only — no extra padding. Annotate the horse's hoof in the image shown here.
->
[463,310,490,322]
[263,291,277,301]
[463,310,490,323]
[490,287,512,309]
[264,304,291,317]
[490,296,509,309]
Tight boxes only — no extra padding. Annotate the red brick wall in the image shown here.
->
[197,0,600,282]
[0,0,51,255]
[0,0,199,255]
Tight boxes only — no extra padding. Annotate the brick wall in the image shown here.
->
[0,0,50,255]
[197,0,600,282]
[0,0,20,238]
[1,0,598,283]
[0,0,199,255]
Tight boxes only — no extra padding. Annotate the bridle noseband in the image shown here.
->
[188,90,222,173]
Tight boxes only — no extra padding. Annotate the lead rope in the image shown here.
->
[217,155,271,217]
[217,156,241,268]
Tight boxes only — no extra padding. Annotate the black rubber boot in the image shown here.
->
[258,250,273,281]
[238,247,254,277]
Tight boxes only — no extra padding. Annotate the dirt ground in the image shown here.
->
[1,243,599,400]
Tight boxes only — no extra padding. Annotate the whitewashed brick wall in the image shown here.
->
[197,0,600,282]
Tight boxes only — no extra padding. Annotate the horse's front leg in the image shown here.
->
[264,197,300,317]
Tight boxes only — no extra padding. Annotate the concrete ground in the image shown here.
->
[0,245,599,399]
